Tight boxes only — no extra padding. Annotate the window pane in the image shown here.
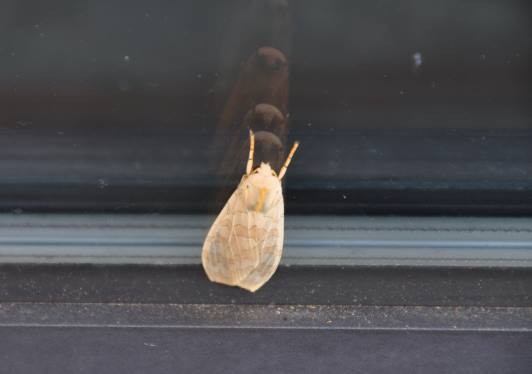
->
[1,0,531,214]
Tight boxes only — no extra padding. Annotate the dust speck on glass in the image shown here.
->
[0,0,530,215]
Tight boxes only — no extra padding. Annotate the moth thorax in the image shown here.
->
[243,163,281,213]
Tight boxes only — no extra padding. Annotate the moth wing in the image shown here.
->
[203,183,267,286]
[202,181,285,292]
[236,194,284,292]
[202,186,248,286]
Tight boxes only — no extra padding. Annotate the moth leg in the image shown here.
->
[278,141,300,180]
[246,129,255,175]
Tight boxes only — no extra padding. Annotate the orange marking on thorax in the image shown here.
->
[254,188,268,212]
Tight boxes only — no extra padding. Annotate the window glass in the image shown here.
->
[1,0,530,215]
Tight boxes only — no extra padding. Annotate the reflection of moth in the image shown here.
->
[211,0,291,114]
[220,103,287,181]
[202,130,299,292]
[217,47,289,136]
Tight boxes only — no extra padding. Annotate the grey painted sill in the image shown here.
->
[0,214,531,267]
[1,302,531,332]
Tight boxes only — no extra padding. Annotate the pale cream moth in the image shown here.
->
[202,130,299,292]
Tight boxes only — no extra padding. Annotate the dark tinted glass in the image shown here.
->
[1,0,531,214]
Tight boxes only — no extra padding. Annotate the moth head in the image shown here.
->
[243,162,282,213]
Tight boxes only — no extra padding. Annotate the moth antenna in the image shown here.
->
[246,129,255,175]
[278,141,299,180]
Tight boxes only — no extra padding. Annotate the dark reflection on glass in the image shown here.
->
[212,1,292,205]
[215,46,290,184]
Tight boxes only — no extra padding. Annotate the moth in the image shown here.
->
[202,130,299,292]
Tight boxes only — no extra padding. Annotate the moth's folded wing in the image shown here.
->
[237,207,284,292]
[202,189,247,286]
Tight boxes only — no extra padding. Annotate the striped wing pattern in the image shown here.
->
[202,185,284,292]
